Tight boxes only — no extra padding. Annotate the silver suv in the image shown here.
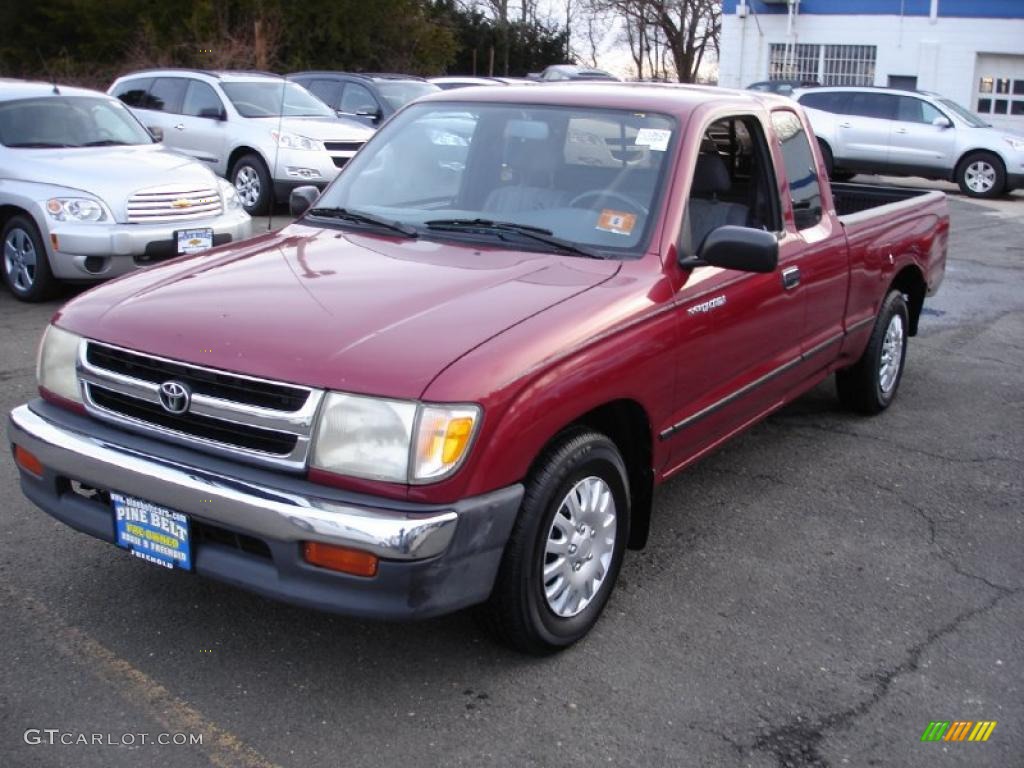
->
[0,81,251,301]
[109,70,374,214]
[796,86,1024,198]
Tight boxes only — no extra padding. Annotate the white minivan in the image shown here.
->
[796,86,1024,198]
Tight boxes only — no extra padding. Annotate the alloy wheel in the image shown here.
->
[234,166,261,208]
[878,313,905,394]
[3,228,37,292]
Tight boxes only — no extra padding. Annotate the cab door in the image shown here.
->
[664,113,806,471]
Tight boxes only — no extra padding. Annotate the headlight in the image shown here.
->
[37,325,83,404]
[217,178,242,210]
[1003,136,1024,151]
[45,197,107,222]
[311,393,481,483]
[271,130,324,152]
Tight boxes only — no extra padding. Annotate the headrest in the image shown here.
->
[692,152,732,195]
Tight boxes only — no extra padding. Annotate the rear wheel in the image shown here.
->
[2,215,57,302]
[836,289,909,414]
[477,429,630,655]
[231,154,272,215]
[956,151,1005,199]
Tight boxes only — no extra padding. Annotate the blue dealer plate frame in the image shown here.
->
[113,493,192,571]
[175,227,214,255]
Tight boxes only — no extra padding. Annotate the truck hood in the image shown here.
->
[55,223,620,399]
[253,116,374,142]
[10,144,220,221]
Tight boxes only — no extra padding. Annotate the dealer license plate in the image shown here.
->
[176,227,214,255]
[113,493,192,571]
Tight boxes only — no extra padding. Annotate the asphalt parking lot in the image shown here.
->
[1,185,1022,768]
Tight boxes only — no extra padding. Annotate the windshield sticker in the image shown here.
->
[596,210,637,236]
[634,128,671,152]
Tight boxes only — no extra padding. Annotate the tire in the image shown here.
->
[817,139,835,178]
[2,215,57,302]
[477,429,630,655]
[836,289,909,415]
[955,151,1006,199]
[231,154,272,215]
[831,170,856,183]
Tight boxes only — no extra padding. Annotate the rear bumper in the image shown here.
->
[8,401,522,620]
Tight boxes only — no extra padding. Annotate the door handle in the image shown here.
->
[782,266,800,290]
[174,123,185,130]
[838,121,851,128]
[895,127,908,134]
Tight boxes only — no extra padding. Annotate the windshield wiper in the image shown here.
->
[83,139,129,146]
[307,207,418,238]
[424,218,604,259]
[6,142,72,148]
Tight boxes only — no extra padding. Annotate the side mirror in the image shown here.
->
[198,107,226,121]
[147,125,163,142]
[679,226,778,274]
[289,185,320,217]
[931,115,952,129]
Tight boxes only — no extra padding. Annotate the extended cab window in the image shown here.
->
[770,111,822,230]
[682,115,781,255]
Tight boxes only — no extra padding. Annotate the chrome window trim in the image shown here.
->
[78,341,324,472]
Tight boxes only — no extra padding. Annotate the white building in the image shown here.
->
[718,0,1024,130]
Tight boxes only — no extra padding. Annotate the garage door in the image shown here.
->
[973,53,1024,129]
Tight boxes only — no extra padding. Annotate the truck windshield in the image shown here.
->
[221,82,336,118]
[0,96,154,148]
[314,102,676,258]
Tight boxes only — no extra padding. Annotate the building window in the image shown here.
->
[768,43,821,83]
[823,45,877,86]
[976,74,1024,118]
[768,43,875,87]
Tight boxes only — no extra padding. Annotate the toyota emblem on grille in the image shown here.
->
[159,381,191,414]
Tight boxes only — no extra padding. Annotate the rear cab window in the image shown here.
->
[770,111,823,231]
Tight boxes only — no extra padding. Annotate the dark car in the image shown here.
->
[287,72,440,127]
[747,79,819,97]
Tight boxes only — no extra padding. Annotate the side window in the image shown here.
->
[112,78,153,108]
[848,92,897,120]
[339,83,378,115]
[683,114,781,254]
[146,78,187,114]
[307,80,341,109]
[770,111,822,231]
[181,81,224,118]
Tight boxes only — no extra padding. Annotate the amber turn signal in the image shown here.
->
[14,445,44,477]
[302,542,378,577]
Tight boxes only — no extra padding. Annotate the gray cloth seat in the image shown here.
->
[482,138,567,214]
[684,153,749,254]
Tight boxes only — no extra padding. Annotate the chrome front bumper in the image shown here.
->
[8,403,455,560]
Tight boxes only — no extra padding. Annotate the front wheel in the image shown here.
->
[956,151,1006,199]
[836,289,909,414]
[231,154,272,215]
[477,429,630,655]
[2,215,57,302]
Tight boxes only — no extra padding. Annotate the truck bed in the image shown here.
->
[831,182,937,218]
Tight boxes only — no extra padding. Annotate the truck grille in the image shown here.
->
[78,341,324,471]
[126,185,223,223]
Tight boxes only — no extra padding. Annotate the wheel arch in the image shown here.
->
[227,146,266,176]
[953,148,1006,179]
[891,264,927,336]
[525,399,655,551]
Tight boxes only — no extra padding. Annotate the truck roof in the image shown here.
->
[418,81,793,116]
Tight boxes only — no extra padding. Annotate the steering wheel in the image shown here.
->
[569,189,649,216]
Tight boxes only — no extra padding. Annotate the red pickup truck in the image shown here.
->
[8,84,948,654]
